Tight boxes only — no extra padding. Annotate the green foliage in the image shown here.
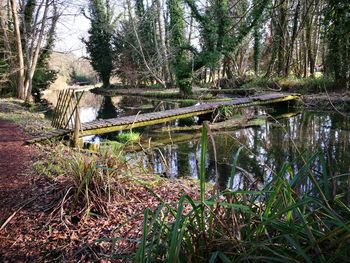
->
[241,76,271,89]
[216,106,238,120]
[253,19,261,75]
[135,0,145,18]
[324,0,350,88]
[297,77,334,92]
[128,126,350,262]
[32,67,57,100]
[23,0,36,30]
[117,132,140,143]
[242,76,334,93]
[113,8,158,86]
[168,0,193,96]
[179,0,268,94]
[70,68,96,85]
[84,0,117,88]
[35,144,125,215]
[0,57,9,93]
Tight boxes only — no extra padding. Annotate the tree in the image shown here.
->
[324,0,350,88]
[10,0,25,99]
[8,0,59,101]
[84,0,117,88]
[168,0,191,96]
[180,0,269,93]
[32,2,59,101]
[0,0,12,92]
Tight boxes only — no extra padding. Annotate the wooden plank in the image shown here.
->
[28,93,300,144]
[80,93,299,136]
[80,109,214,136]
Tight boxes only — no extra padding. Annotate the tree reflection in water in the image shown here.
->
[144,111,350,201]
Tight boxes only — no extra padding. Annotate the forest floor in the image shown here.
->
[0,98,200,262]
[1,90,349,261]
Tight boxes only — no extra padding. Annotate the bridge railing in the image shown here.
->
[51,89,84,146]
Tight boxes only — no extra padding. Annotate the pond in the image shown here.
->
[45,91,350,200]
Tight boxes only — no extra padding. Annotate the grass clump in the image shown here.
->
[34,144,127,216]
[117,131,140,143]
[123,124,350,262]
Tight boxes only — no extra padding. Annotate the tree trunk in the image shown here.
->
[156,0,170,86]
[102,76,110,88]
[285,0,300,77]
[25,0,50,102]
[276,0,288,76]
[10,0,25,99]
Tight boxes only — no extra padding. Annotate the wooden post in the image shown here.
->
[73,97,81,148]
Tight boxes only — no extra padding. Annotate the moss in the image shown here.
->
[117,132,140,143]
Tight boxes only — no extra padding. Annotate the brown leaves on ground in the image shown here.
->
[0,100,201,262]
[0,144,200,262]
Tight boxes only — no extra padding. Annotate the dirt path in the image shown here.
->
[0,120,34,223]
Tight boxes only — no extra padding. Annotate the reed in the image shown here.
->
[130,124,350,262]
[34,144,126,216]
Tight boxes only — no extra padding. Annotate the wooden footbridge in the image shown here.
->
[26,92,300,145]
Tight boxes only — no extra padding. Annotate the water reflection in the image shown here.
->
[43,90,350,200]
[142,111,350,200]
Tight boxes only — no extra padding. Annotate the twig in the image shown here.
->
[324,87,349,118]
[0,196,37,232]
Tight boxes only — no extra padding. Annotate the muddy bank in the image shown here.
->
[302,93,350,112]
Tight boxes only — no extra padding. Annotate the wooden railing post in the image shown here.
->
[73,96,81,148]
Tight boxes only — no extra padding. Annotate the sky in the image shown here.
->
[53,0,201,58]
[54,1,125,57]
[54,1,90,57]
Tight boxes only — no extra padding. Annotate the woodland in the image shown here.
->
[0,0,349,98]
[0,0,350,262]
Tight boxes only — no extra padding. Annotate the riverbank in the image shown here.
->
[92,85,350,113]
[1,96,349,261]
[0,99,202,261]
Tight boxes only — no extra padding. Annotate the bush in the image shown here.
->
[32,67,58,101]
[241,77,271,89]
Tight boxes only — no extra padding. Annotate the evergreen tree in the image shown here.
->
[168,0,192,96]
[84,0,116,88]
[324,0,350,88]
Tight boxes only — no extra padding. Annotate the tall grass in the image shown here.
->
[129,124,350,262]
[34,144,126,216]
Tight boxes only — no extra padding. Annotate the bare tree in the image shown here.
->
[10,0,25,98]
[9,0,60,101]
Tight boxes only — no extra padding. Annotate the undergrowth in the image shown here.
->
[100,124,350,262]
[242,76,334,93]
[34,144,128,216]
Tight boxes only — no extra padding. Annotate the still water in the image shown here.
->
[46,91,350,199]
